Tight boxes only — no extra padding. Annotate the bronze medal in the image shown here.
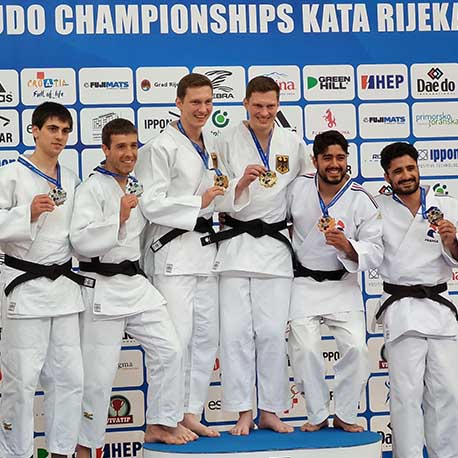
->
[317,216,335,232]
[259,170,277,188]
[426,206,443,225]
[214,174,229,189]
[126,179,144,197]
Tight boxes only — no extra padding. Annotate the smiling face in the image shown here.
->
[32,116,71,159]
[102,133,138,176]
[384,154,420,196]
[313,144,348,186]
[176,85,213,133]
[244,90,279,134]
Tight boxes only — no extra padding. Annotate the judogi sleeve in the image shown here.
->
[70,180,126,258]
[337,193,383,273]
[0,167,35,243]
[136,142,202,231]
[298,140,315,176]
[441,198,458,266]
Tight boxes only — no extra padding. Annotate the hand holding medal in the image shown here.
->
[247,125,277,188]
[426,206,444,226]
[318,215,336,232]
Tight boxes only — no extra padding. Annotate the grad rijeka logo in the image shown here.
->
[108,395,133,424]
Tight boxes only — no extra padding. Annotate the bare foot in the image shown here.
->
[182,413,220,437]
[333,416,364,433]
[300,418,329,432]
[258,410,294,433]
[145,423,198,444]
[76,444,91,458]
[230,410,255,436]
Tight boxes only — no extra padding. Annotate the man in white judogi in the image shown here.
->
[375,142,458,458]
[0,102,85,458]
[136,74,253,437]
[208,76,313,435]
[287,130,382,433]
[71,119,195,456]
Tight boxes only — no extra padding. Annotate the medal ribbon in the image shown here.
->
[392,186,427,219]
[315,173,352,217]
[18,155,62,189]
[94,163,138,183]
[248,125,272,171]
[177,120,224,177]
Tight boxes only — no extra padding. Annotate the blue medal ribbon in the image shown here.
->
[315,173,352,217]
[177,120,224,178]
[94,163,138,183]
[18,155,62,189]
[392,186,427,219]
[248,125,272,171]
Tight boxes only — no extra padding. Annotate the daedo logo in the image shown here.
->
[417,67,456,95]
[361,74,404,90]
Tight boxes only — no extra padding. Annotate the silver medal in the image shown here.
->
[126,179,143,197]
[48,187,67,206]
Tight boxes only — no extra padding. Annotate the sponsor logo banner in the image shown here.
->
[0,150,19,167]
[79,67,133,105]
[136,66,188,104]
[113,349,144,388]
[359,102,410,139]
[249,65,301,101]
[303,64,355,101]
[357,64,408,100]
[370,415,393,452]
[411,63,458,99]
[0,109,19,146]
[413,101,458,138]
[305,104,356,140]
[107,390,145,429]
[0,70,19,107]
[21,68,76,105]
[193,66,246,102]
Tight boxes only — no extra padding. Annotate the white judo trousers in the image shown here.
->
[288,311,368,424]
[0,160,85,458]
[386,335,458,458]
[78,305,183,448]
[219,276,292,413]
[0,313,82,458]
[153,274,218,415]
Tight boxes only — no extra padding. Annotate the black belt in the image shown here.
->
[200,215,293,256]
[151,216,215,253]
[294,261,346,282]
[4,255,95,297]
[79,257,146,277]
[376,282,458,321]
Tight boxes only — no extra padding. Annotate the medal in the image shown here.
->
[315,173,352,234]
[18,156,67,205]
[248,124,276,188]
[259,170,277,188]
[318,216,336,232]
[126,178,144,197]
[48,187,67,206]
[94,164,142,197]
[426,206,443,225]
[214,174,229,189]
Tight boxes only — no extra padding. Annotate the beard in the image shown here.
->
[317,168,347,185]
[391,177,420,195]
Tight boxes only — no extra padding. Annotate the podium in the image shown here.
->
[144,428,382,457]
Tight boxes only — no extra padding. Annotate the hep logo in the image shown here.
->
[427,67,444,80]
[323,109,336,128]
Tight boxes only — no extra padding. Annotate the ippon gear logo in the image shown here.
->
[108,395,133,425]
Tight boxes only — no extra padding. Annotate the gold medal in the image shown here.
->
[259,170,277,188]
[214,174,229,189]
[318,216,335,232]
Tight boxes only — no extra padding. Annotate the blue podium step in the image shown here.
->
[144,428,382,457]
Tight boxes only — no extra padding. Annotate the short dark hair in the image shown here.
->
[177,73,212,100]
[312,130,348,158]
[246,76,280,100]
[102,118,137,148]
[380,142,418,172]
[31,102,73,130]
